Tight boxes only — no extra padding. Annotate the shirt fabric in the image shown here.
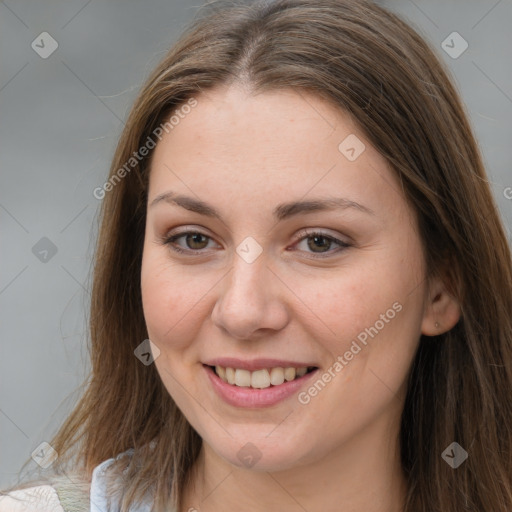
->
[89,448,155,512]
[0,448,176,512]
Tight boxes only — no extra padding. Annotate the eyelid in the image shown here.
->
[288,228,352,258]
[159,226,352,258]
[158,227,220,253]
[292,228,352,247]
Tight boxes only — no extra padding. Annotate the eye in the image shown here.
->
[290,229,351,258]
[159,228,351,258]
[160,230,218,254]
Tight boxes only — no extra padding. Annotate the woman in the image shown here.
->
[2,0,511,511]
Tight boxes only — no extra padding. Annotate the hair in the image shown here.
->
[2,0,511,511]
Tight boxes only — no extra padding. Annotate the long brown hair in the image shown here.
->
[3,1,511,511]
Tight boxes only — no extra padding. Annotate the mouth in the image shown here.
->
[203,362,319,408]
[205,364,318,389]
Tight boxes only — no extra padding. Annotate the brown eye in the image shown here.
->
[306,234,333,253]
[161,230,217,254]
[184,232,209,250]
[293,230,351,258]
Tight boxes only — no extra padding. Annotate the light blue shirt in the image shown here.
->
[89,449,155,512]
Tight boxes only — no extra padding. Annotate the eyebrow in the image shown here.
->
[149,191,375,220]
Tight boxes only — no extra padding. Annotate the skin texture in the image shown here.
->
[140,84,460,512]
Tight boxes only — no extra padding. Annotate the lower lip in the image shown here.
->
[204,365,319,408]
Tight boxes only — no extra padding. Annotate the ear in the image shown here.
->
[421,275,461,336]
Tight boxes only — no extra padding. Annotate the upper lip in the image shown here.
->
[203,358,318,371]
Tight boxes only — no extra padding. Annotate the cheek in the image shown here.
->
[291,265,400,345]
[293,245,424,371]
[141,250,200,351]
[141,253,206,403]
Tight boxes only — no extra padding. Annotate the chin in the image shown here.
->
[204,432,317,473]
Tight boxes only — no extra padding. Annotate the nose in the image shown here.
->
[211,255,290,340]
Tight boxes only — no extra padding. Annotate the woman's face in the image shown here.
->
[141,84,431,471]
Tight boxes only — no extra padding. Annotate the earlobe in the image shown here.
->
[421,277,461,336]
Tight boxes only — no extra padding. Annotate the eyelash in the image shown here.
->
[159,228,351,259]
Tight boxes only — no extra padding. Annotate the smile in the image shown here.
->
[203,363,319,408]
[211,365,316,389]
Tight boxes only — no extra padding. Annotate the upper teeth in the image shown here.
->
[215,366,309,389]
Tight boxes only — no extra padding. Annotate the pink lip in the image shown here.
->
[203,364,319,408]
[203,357,317,372]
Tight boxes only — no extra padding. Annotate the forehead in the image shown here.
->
[157,84,362,160]
[148,84,408,224]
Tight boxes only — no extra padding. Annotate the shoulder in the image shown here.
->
[0,453,124,512]
[0,448,157,512]
[0,484,65,512]
[89,448,155,511]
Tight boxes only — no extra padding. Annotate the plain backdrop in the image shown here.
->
[1,0,511,488]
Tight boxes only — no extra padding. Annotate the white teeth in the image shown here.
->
[284,367,296,381]
[215,366,226,381]
[234,369,251,387]
[225,367,236,385]
[270,367,285,386]
[251,369,270,389]
[213,365,311,388]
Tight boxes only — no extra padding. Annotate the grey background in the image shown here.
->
[1,0,511,488]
